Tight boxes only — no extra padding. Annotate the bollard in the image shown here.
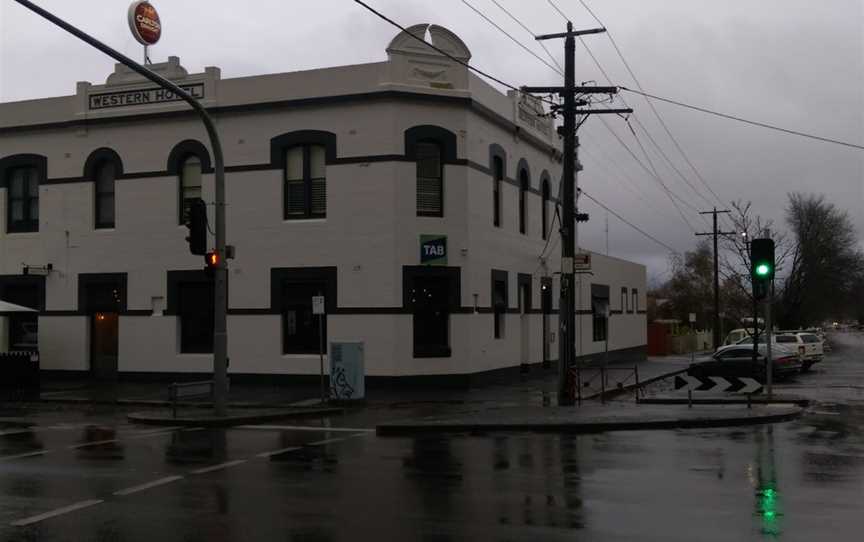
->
[634,365,640,404]
[688,390,693,409]
[600,367,606,405]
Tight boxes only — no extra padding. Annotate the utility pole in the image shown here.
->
[14,0,230,416]
[695,207,733,350]
[524,22,632,406]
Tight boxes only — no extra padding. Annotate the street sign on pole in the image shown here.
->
[312,296,325,315]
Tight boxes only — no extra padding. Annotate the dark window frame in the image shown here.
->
[517,160,531,235]
[490,144,506,228]
[1,154,45,234]
[415,140,444,217]
[492,269,508,339]
[94,161,116,229]
[84,148,123,230]
[541,176,550,240]
[591,284,610,343]
[632,288,638,313]
[167,141,211,226]
[405,126,458,219]
[166,270,215,354]
[283,144,327,220]
[270,267,337,355]
[270,131,336,221]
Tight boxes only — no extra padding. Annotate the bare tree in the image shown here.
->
[780,193,864,327]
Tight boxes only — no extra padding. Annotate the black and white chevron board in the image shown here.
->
[674,375,763,394]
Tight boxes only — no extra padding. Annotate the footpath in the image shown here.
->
[10,355,806,432]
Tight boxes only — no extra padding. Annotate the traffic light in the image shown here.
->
[184,198,207,255]
[751,238,775,300]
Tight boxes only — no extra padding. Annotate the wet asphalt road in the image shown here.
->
[1,333,863,541]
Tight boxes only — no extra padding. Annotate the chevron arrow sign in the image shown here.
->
[674,375,763,394]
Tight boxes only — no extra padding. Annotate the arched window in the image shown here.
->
[2,154,45,234]
[541,178,550,240]
[284,144,326,219]
[94,161,116,229]
[492,156,503,227]
[179,155,202,224]
[416,141,443,217]
[519,169,529,234]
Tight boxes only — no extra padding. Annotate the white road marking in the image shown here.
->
[113,475,184,496]
[0,450,51,462]
[68,439,119,450]
[0,429,36,437]
[256,446,302,458]
[307,437,351,446]
[10,499,104,527]
[190,459,248,474]
[238,424,374,433]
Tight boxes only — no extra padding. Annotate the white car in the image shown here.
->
[740,332,824,371]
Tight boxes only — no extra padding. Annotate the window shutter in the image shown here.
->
[416,142,442,217]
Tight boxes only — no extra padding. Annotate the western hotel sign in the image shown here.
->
[88,83,205,110]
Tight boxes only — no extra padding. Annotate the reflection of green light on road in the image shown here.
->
[762,488,776,498]
[757,486,781,536]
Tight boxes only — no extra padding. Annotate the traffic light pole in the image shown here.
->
[526,22,631,406]
[14,0,230,416]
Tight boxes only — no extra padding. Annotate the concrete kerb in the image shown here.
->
[376,405,804,435]
[127,406,344,427]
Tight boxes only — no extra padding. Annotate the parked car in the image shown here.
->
[722,328,761,347]
[688,343,803,381]
[735,332,824,371]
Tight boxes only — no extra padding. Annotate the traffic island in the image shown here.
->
[128,406,344,427]
[375,403,803,435]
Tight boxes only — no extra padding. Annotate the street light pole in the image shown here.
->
[13,0,230,416]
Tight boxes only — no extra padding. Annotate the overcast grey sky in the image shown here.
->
[1,0,862,283]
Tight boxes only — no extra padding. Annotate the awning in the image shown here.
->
[0,300,37,313]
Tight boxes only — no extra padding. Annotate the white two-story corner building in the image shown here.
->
[0,24,646,384]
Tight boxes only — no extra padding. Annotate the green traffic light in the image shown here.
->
[755,264,771,276]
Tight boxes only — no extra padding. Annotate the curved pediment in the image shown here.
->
[386,24,471,61]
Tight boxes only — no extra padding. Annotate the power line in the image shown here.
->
[546,0,718,221]
[488,0,563,73]
[620,86,864,151]
[580,189,677,253]
[566,0,731,216]
[624,119,698,232]
[351,0,555,107]
[461,0,562,75]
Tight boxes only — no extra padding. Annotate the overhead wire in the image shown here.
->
[620,86,864,151]
[572,0,731,211]
[580,190,677,253]
[460,0,562,76]
[487,0,563,73]
[351,0,557,108]
[545,0,713,229]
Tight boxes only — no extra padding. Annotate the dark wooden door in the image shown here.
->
[91,313,119,380]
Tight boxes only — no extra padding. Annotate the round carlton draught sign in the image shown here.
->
[128,1,162,46]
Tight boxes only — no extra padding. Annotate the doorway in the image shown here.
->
[79,274,125,381]
[91,313,118,380]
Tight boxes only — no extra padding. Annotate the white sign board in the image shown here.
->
[312,296,325,315]
[689,313,696,323]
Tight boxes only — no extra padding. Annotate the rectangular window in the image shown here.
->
[285,145,326,219]
[411,277,451,357]
[621,287,628,313]
[282,281,327,354]
[632,288,638,313]
[7,166,39,233]
[416,142,443,217]
[178,282,214,353]
[592,297,608,342]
